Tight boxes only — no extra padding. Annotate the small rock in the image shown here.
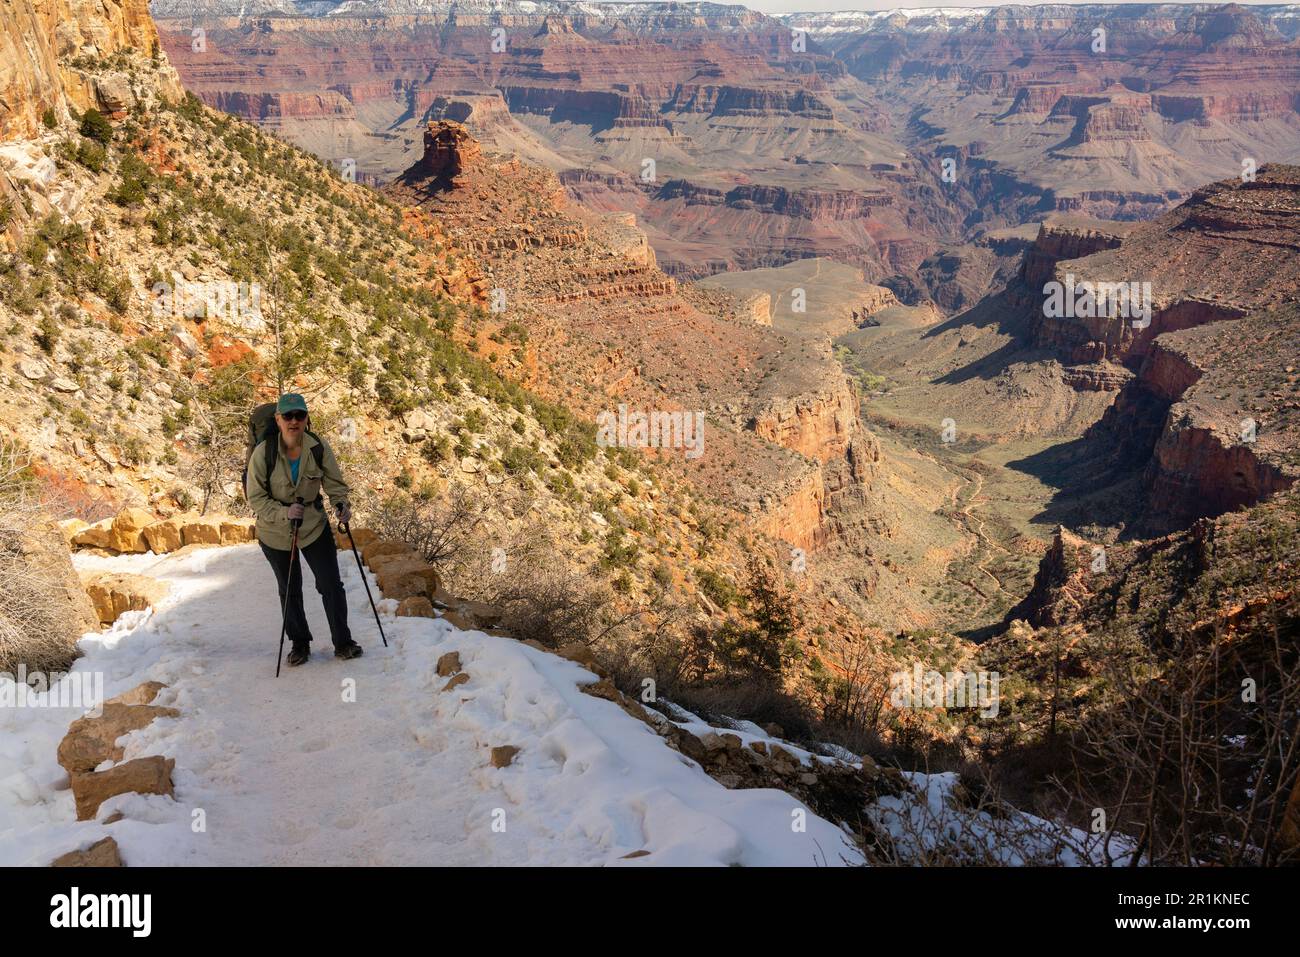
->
[18,358,46,380]
[441,672,470,692]
[490,745,519,768]
[397,596,435,618]
[697,732,727,753]
[51,836,122,867]
[71,756,175,821]
[435,651,462,677]
[80,572,170,626]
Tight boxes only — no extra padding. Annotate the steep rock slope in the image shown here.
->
[1031,166,1300,528]
[386,120,881,556]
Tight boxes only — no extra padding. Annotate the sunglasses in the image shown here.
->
[280,410,307,422]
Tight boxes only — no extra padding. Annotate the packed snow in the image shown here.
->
[0,542,861,866]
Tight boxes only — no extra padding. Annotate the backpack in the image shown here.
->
[242,402,324,507]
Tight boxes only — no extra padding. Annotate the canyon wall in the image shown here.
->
[1,0,181,139]
[1031,166,1300,528]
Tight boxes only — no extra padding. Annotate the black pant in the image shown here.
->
[260,531,353,649]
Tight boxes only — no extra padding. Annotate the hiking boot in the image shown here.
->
[286,641,310,667]
[334,641,364,660]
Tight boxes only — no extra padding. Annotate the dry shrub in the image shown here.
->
[1052,620,1300,865]
[363,481,485,585]
[0,439,83,675]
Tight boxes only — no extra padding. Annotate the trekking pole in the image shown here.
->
[275,498,305,677]
[340,520,388,648]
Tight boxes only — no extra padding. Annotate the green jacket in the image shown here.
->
[245,432,350,551]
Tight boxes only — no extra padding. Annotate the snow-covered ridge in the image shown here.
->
[782,4,1300,35]
[782,8,993,36]
[148,0,765,21]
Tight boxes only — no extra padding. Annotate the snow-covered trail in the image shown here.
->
[0,543,862,867]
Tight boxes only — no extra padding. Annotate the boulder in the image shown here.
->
[556,642,607,678]
[397,596,436,618]
[490,745,519,768]
[57,518,89,545]
[105,681,167,707]
[141,517,183,553]
[181,517,223,546]
[95,74,134,113]
[435,651,462,677]
[219,519,255,544]
[378,573,428,602]
[697,732,726,754]
[18,357,46,380]
[335,526,378,551]
[72,518,114,550]
[51,836,122,867]
[80,572,169,626]
[439,609,478,632]
[71,756,175,821]
[106,508,156,554]
[58,702,180,773]
[362,539,411,567]
[440,599,502,630]
[374,558,439,597]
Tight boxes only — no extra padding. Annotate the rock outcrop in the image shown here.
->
[0,0,182,140]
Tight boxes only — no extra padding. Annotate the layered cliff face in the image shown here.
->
[1027,167,1300,530]
[148,3,998,289]
[387,121,880,554]
[792,3,1300,222]
[0,0,181,139]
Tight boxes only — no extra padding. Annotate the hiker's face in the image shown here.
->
[276,411,306,444]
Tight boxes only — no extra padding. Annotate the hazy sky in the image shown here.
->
[746,0,1285,11]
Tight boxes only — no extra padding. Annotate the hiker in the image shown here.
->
[246,393,363,666]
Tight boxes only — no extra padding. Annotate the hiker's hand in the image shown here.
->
[286,502,305,522]
[336,502,352,525]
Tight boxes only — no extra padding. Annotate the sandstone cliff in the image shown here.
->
[0,0,181,139]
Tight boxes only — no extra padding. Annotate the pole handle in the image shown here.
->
[291,495,304,529]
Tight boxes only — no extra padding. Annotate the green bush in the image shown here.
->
[79,109,113,146]
[35,314,59,354]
